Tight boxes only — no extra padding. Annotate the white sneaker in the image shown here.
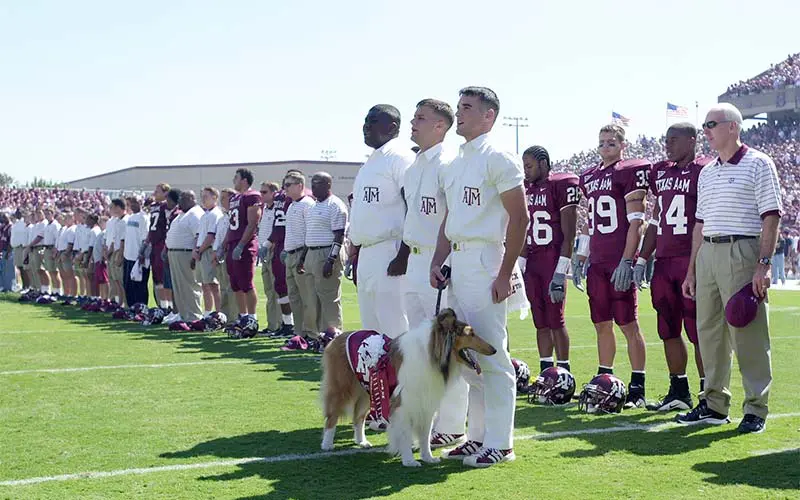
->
[463,447,516,468]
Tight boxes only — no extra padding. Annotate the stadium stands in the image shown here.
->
[723,53,800,96]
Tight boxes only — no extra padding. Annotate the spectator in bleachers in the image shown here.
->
[724,53,800,96]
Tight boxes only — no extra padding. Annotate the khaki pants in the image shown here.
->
[13,247,25,268]
[285,250,318,335]
[43,248,58,273]
[260,248,281,331]
[169,250,203,322]
[304,246,344,330]
[696,238,772,418]
[217,257,239,321]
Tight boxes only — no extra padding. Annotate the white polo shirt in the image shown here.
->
[197,206,224,248]
[166,205,203,250]
[349,138,416,247]
[43,220,61,246]
[403,143,452,249]
[10,220,27,247]
[285,196,316,252]
[123,212,149,261]
[305,194,348,247]
[697,144,782,237]
[31,221,47,246]
[258,204,275,248]
[440,133,524,244]
[87,226,102,259]
[113,215,128,252]
[105,217,118,249]
[74,224,90,252]
[56,225,76,252]
[213,214,229,252]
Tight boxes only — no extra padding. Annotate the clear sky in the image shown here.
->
[1,0,798,183]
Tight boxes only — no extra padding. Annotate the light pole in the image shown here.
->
[503,116,529,154]
[320,149,337,161]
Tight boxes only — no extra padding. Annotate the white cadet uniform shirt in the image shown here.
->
[88,227,102,261]
[167,205,203,250]
[31,221,47,246]
[105,217,118,250]
[56,225,76,252]
[43,220,61,246]
[350,138,416,339]
[402,143,453,328]
[438,132,523,451]
[74,224,89,252]
[305,195,348,247]
[196,206,223,248]
[123,212,149,261]
[349,138,415,247]
[284,196,316,252]
[10,220,27,247]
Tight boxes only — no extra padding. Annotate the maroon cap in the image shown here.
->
[725,283,763,328]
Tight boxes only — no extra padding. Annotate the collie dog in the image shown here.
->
[320,308,496,466]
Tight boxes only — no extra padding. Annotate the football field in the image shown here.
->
[1,283,799,499]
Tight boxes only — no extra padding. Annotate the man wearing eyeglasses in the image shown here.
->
[677,103,781,434]
[283,172,317,340]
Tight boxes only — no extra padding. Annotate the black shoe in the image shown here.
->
[646,388,693,412]
[624,385,647,409]
[270,323,295,338]
[738,414,766,434]
[675,400,730,425]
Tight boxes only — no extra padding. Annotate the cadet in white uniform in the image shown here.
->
[402,99,470,447]
[349,104,416,338]
[431,87,529,468]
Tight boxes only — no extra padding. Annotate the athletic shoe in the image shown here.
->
[624,384,647,409]
[646,386,693,412]
[269,323,295,338]
[463,447,516,468]
[675,400,730,426]
[430,432,465,449]
[738,414,766,434]
[440,440,483,460]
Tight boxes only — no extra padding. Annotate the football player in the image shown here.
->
[146,183,174,310]
[226,167,263,336]
[578,124,650,409]
[634,123,709,411]
[521,145,580,374]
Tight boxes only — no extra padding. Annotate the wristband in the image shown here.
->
[556,256,571,274]
[636,257,648,266]
[627,212,645,222]
[328,242,342,260]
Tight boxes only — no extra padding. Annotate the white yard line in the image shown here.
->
[2,412,798,487]
[0,356,321,376]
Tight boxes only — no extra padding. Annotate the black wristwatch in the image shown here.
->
[758,257,771,266]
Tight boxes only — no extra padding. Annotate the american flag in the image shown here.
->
[611,112,630,127]
[667,102,689,118]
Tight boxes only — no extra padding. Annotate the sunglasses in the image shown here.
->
[702,120,732,130]
[259,190,269,195]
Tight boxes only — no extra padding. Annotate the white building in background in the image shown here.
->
[67,160,362,200]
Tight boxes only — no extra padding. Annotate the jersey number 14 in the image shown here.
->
[656,195,688,235]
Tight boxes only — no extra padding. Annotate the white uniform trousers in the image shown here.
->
[448,242,514,450]
[356,239,408,338]
[405,247,468,435]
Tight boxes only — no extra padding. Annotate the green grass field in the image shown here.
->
[1,282,799,500]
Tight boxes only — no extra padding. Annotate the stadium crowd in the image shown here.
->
[723,52,800,96]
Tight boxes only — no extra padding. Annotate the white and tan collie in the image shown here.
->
[320,308,496,466]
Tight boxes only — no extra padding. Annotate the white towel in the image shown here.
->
[130,261,143,282]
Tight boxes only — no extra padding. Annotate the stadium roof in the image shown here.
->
[67,159,363,184]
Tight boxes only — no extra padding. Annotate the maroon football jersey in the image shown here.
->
[227,189,262,245]
[268,190,292,245]
[525,173,581,255]
[148,202,168,245]
[650,157,711,258]
[579,159,651,264]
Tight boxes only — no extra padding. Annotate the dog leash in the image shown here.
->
[435,265,451,315]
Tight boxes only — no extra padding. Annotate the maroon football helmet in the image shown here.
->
[511,358,531,394]
[578,374,627,414]
[531,366,576,405]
